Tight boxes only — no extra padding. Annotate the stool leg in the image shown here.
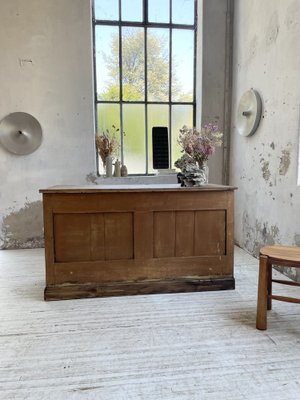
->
[256,255,268,330]
[267,264,272,310]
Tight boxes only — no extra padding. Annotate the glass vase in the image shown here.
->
[196,162,208,185]
[203,163,209,184]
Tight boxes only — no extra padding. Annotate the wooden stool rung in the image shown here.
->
[271,295,300,304]
[272,279,300,287]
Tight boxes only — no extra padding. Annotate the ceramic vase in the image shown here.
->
[105,155,113,178]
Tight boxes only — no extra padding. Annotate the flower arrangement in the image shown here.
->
[95,125,120,166]
[175,123,223,186]
[177,123,223,167]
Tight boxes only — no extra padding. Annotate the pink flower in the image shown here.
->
[206,145,215,155]
[177,123,222,166]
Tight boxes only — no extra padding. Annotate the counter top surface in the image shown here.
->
[40,184,237,193]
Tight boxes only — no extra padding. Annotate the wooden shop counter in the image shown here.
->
[40,184,236,300]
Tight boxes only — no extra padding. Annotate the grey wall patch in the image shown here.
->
[295,233,300,246]
[266,12,279,46]
[242,211,279,256]
[1,201,44,249]
[86,173,98,184]
[276,265,299,282]
[276,233,300,282]
[19,58,33,67]
[260,159,271,181]
[247,35,258,64]
[279,149,291,175]
[285,0,300,31]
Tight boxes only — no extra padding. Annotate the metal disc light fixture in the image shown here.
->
[0,112,43,155]
[236,89,262,137]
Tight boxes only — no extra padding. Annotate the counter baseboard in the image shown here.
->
[44,277,235,301]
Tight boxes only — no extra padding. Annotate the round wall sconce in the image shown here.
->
[0,112,43,155]
[236,89,262,136]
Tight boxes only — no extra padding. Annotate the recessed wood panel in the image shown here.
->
[134,212,153,259]
[175,211,195,256]
[54,212,133,262]
[104,212,133,260]
[90,214,105,261]
[54,214,92,262]
[194,210,226,256]
[154,211,176,258]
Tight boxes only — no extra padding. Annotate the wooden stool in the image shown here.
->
[256,246,300,330]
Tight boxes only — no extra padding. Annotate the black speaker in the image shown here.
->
[152,126,169,169]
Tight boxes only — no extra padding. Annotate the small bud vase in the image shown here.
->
[114,159,121,177]
[105,155,113,178]
[121,164,128,177]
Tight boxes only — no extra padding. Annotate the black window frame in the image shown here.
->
[92,0,197,175]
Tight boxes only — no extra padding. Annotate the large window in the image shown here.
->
[93,0,197,174]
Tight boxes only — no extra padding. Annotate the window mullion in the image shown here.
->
[144,0,148,23]
[144,0,148,173]
[193,0,197,126]
[168,0,172,169]
[144,25,148,174]
[119,0,124,164]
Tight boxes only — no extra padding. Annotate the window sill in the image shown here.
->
[95,173,178,185]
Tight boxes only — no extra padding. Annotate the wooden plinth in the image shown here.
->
[45,277,235,301]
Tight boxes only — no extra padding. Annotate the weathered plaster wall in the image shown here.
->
[230,0,300,281]
[0,0,230,249]
[0,0,96,248]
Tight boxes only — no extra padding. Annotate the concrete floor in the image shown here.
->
[0,246,300,400]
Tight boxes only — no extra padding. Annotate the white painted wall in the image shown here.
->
[0,0,96,247]
[230,0,300,275]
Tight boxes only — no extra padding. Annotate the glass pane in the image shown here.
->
[172,29,194,102]
[97,104,121,174]
[172,0,194,25]
[94,0,119,21]
[148,0,169,23]
[122,28,145,101]
[123,104,146,174]
[147,29,169,102]
[171,105,193,168]
[148,105,169,173]
[122,0,143,22]
[95,26,119,101]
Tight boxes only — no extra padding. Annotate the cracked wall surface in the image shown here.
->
[1,201,44,249]
[231,0,300,281]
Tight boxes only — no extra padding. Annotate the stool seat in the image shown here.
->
[260,246,300,263]
[256,245,300,330]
